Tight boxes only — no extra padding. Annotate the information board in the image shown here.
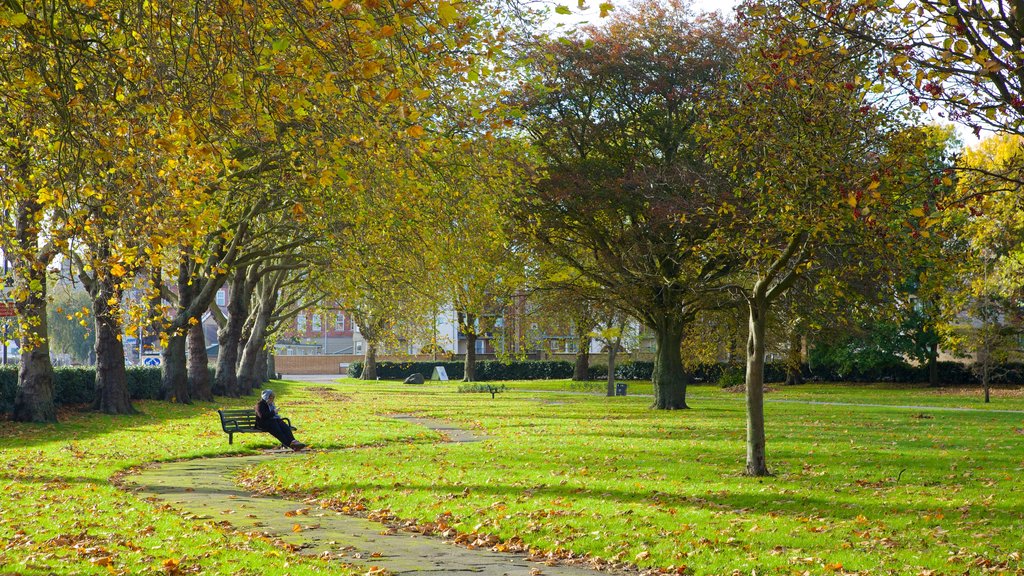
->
[431,366,449,381]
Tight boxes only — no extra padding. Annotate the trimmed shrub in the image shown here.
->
[347,361,362,378]
[717,365,745,387]
[457,383,508,394]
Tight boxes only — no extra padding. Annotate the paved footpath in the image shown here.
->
[124,417,601,576]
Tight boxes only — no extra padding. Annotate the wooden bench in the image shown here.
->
[217,409,294,445]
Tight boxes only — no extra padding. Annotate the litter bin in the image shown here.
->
[615,382,627,396]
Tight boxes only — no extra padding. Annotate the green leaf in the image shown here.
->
[11,12,28,26]
[599,2,613,17]
[555,5,572,15]
[438,1,458,24]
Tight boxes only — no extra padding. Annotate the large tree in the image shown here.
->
[519,1,739,408]
[707,0,921,475]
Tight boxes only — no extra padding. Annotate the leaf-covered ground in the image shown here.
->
[1,379,1022,575]
[250,380,1024,575]
[0,382,421,576]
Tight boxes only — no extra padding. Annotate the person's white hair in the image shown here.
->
[261,389,275,401]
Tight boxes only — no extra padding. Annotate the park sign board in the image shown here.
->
[431,366,449,381]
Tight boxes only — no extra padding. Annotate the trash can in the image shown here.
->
[615,382,627,396]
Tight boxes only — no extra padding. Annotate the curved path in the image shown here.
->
[124,416,601,576]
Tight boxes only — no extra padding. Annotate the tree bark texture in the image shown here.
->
[573,335,591,381]
[464,332,478,382]
[92,277,134,415]
[745,298,770,477]
[266,352,277,381]
[188,321,212,402]
[784,329,803,386]
[361,343,378,380]
[255,348,269,386]
[237,275,279,394]
[12,199,56,423]
[461,311,478,382]
[606,342,619,397]
[651,317,689,409]
[215,267,251,397]
[161,257,194,403]
[161,333,190,403]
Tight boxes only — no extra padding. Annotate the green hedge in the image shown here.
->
[0,365,212,414]
[346,357,1024,386]
[348,360,652,381]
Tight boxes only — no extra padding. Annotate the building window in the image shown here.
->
[335,312,345,331]
[475,339,485,354]
[297,313,306,331]
[312,314,322,331]
[216,289,226,306]
[355,341,363,354]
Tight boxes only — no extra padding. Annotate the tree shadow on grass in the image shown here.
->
[305,477,1024,527]
[0,381,307,450]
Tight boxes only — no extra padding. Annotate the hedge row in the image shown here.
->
[346,358,1024,386]
[347,360,680,382]
[0,365,211,414]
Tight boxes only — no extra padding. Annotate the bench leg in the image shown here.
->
[229,432,233,445]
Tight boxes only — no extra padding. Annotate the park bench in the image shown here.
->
[217,409,295,445]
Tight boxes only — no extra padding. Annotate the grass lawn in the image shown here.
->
[0,381,425,576]
[2,378,1023,575]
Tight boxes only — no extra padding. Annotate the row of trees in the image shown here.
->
[3,0,1023,478]
[1,0,530,417]
[332,0,1024,477]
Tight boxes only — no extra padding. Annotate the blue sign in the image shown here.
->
[143,357,161,367]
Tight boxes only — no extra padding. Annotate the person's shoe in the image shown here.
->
[290,441,306,451]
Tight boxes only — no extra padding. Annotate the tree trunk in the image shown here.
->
[982,357,991,403]
[464,332,478,382]
[573,335,591,381]
[188,321,212,401]
[92,278,134,414]
[234,274,278,391]
[606,341,619,397]
[266,352,277,381]
[12,198,57,423]
[255,347,269,385]
[926,344,939,387]
[216,268,250,397]
[161,256,194,403]
[361,343,378,380]
[161,333,189,403]
[651,317,688,409]
[784,329,803,386]
[745,297,770,477]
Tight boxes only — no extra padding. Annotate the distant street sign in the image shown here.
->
[0,302,15,318]
[143,356,162,367]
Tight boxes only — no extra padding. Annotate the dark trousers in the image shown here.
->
[260,419,295,447]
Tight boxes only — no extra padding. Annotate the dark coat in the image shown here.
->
[255,399,278,430]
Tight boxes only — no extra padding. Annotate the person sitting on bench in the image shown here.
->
[256,389,306,451]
